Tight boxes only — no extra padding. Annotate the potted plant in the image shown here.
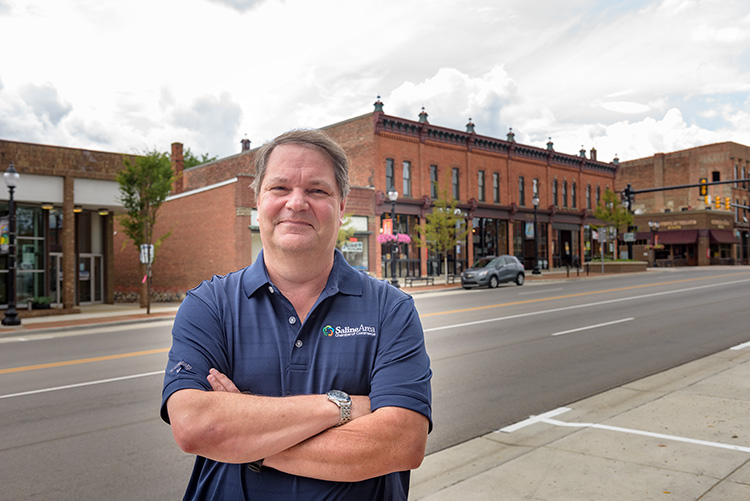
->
[30,296,52,310]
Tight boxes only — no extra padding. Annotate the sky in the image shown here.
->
[1,0,749,165]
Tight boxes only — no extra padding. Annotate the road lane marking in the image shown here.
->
[498,407,572,433]
[0,347,169,375]
[420,273,750,318]
[501,406,750,454]
[423,278,750,332]
[0,370,165,399]
[551,318,634,337]
[730,341,750,350]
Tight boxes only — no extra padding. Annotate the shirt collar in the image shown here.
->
[242,249,363,298]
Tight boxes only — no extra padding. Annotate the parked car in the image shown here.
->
[460,255,525,289]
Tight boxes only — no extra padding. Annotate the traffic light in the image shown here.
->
[725,197,731,210]
[705,194,711,206]
[699,178,707,196]
[715,196,721,209]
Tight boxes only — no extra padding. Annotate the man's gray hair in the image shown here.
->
[252,129,350,200]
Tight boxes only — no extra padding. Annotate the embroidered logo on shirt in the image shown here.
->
[323,324,377,338]
[169,360,192,373]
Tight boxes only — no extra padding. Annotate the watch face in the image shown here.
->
[328,389,350,403]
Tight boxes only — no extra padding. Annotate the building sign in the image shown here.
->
[341,241,363,253]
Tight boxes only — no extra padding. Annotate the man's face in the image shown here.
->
[257,144,345,257]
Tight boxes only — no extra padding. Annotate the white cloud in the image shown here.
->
[0,0,749,164]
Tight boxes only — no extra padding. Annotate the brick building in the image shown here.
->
[616,142,750,266]
[139,99,618,298]
[0,139,131,308]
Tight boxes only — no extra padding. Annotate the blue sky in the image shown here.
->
[1,0,749,164]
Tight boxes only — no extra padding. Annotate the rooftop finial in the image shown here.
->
[507,127,515,142]
[466,118,475,133]
[373,95,384,112]
[418,107,429,123]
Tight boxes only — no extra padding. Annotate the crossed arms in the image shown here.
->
[166,369,429,482]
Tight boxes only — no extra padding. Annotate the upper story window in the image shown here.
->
[452,167,460,200]
[596,186,601,207]
[430,165,438,199]
[712,171,720,182]
[562,181,568,207]
[493,172,500,203]
[586,184,592,210]
[571,182,577,208]
[552,179,558,206]
[478,170,485,202]
[519,176,526,206]
[402,160,411,197]
[385,158,394,192]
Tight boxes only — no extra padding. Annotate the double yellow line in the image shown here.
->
[0,347,169,375]
[419,272,750,318]
[3,271,749,375]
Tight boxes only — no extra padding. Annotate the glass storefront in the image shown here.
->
[0,206,106,308]
[472,217,508,262]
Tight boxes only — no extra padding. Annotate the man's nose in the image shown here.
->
[285,188,309,211]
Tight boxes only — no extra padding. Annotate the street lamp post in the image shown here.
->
[648,220,660,267]
[532,195,541,275]
[387,189,400,288]
[3,163,21,326]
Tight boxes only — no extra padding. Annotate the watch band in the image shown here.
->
[327,389,352,426]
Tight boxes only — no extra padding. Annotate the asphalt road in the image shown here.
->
[1,267,749,499]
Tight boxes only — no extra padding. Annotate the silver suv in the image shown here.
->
[460,255,525,289]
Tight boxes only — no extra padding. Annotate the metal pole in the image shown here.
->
[3,183,20,325]
[532,204,541,274]
[390,200,400,288]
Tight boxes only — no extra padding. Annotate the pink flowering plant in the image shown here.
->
[377,233,411,244]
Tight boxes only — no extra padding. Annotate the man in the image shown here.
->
[161,129,432,500]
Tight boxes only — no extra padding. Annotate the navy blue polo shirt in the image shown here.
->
[161,250,432,500]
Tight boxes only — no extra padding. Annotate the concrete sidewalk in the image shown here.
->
[410,345,750,500]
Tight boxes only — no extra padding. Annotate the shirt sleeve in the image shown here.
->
[368,292,433,432]
[160,285,230,424]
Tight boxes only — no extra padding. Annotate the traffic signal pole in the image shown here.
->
[620,178,750,260]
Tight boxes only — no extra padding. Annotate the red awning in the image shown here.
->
[710,229,739,244]
[657,229,698,245]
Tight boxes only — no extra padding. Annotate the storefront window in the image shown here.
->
[14,206,46,304]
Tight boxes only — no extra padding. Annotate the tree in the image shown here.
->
[592,188,633,259]
[184,148,218,168]
[117,149,174,313]
[336,214,356,249]
[412,189,470,282]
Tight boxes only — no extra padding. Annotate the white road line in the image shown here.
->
[424,278,750,333]
[498,407,572,433]
[730,340,750,350]
[543,418,750,454]
[499,406,750,454]
[0,370,165,399]
[551,317,634,337]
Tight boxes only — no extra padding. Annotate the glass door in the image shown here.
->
[78,253,103,305]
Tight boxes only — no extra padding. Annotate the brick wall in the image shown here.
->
[618,142,750,214]
[0,139,135,179]
[114,180,243,298]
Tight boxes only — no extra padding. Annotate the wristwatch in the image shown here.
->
[326,389,352,426]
